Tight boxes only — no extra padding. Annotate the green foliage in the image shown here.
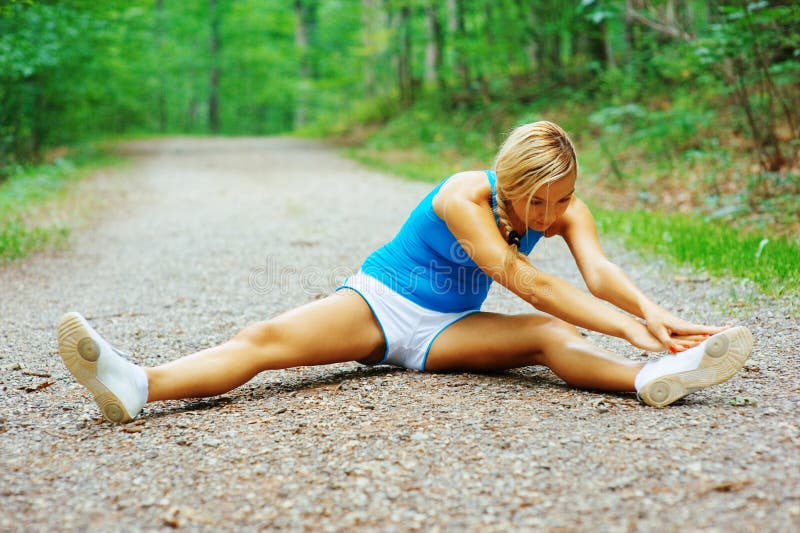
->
[691,1,800,170]
[2,1,797,172]
[0,144,117,261]
[593,206,800,296]
[712,170,800,233]
[0,219,67,262]
[0,164,72,261]
[0,158,76,214]
[1,0,797,273]
[0,1,162,170]
[588,97,716,176]
[219,1,298,134]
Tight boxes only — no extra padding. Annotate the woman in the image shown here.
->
[57,121,753,423]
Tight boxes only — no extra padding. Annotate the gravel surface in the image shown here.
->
[1,137,798,532]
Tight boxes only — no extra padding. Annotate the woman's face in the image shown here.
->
[511,171,576,233]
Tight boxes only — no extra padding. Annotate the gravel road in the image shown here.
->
[1,138,798,532]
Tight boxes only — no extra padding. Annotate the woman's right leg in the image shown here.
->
[425,312,753,407]
[145,289,385,401]
[425,312,642,391]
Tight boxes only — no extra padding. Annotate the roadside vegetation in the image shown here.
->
[0,145,118,261]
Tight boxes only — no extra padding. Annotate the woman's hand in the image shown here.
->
[626,320,669,352]
[644,306,728,352]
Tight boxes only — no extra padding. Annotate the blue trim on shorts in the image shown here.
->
[420,310,480,372]
[335,283,389,365]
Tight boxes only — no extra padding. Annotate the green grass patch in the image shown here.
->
[345,145,485,183]
[0,144,119,261]
[593,207,800,296]
[0,219,70,261]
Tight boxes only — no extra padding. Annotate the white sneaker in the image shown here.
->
[57,312,148,423]
[636,326,754,408]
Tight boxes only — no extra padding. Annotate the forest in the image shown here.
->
[0,0,798,285]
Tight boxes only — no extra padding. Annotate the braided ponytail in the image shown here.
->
[494,191,520,249]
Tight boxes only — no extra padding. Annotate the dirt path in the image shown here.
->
[1,138,798,531]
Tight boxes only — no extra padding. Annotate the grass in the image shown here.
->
[345,146,486,183]
[0,144,120,261]
[593,207,800,297]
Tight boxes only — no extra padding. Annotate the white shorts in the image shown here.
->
[336,271,478,371]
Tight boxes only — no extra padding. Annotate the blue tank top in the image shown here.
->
[361,170,543,312]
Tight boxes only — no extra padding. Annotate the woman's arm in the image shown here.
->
[558,197,726,350]
[433,174,664,351]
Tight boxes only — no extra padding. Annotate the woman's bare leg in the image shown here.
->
[145,290,385,401]
[425,312,642,391]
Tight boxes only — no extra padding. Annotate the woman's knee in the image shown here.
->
[543,317,581,338]
[523,315,579,340]
[232,320,284,349]
[525,316,581,365]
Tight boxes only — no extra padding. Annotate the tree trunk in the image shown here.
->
[155,0,167,132]
[29,77,44,161]
[558,26,572,68]
[478,1,492,101]
[623,0,637,69]
[665,0,676,27]
[293,0,317,128]
[602,19,616,68]
[512,0,538,74]
[294,0,309,127]
[625,0,694,41]
[362,0,377,97]
[426,2,445,93]
[449,0,470,94]
[397,4,412,109]
[208,0,220,134]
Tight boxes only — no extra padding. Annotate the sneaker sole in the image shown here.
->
[638,326,754,408]
[58,312,133,423]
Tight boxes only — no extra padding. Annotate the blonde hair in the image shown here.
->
[493,121,577,251]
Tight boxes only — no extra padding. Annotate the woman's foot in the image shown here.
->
[57,312,148,423]
[635,326,754,408]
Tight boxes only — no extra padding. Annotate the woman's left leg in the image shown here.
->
[425,312,642,392]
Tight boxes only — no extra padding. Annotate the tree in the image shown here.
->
[155,0,168,132]
[425,1,444,93]
[209,0,221,134]
[293,0,319,127]
[694,0,799,171]
[397,2,413,108]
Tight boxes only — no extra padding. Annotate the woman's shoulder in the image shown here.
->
[546,195,593,237]
[431,171,492,218]
[447,169,491,185]
[436,170,492,205]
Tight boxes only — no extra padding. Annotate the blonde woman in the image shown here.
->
[57,121,753,423]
